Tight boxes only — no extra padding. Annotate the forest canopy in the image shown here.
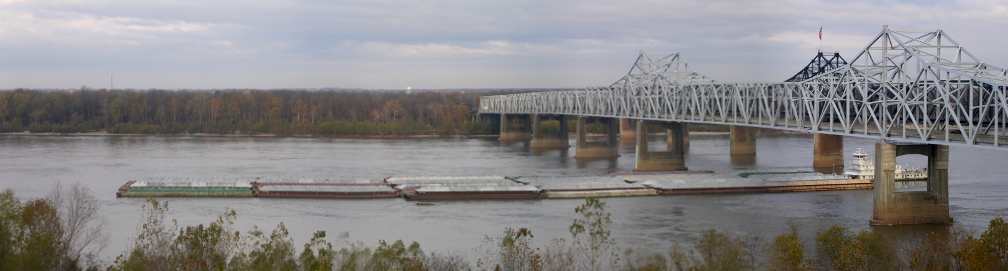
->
[0,88,523,136]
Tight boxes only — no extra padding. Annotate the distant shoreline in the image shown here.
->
[0,130,753,138]
[0,130,503,139]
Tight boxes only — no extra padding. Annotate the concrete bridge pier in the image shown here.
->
[574,117,619,158]
[619,118,636,141]
[634,121,687,172]
[870,142,952,226]
[667,123,690,151]
[499,114,532,141]
[813,134,845,173]
[730,126,757,155]
[531,114,570,149]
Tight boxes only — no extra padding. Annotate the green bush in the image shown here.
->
[267,119,290,136]
[159,122,186,135]
[435,122,455,136]
[540,120,561,135]
[27,122,52,133]
[108,123,160,134]
[587,122,606,134]
[767,226,814,271]
[460,121,495,135]
[215,120,232,135]
[75,119,102,132]
[366,240,425,271]
[815,225,899,271]
[0,120,24,133]
[50,123,77,134]
[0,185,107,270]
[186,122,206,134]
[236,120,251,134]
[956,217,1008,270]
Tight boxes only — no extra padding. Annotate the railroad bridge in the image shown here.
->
[477,28,1008,225]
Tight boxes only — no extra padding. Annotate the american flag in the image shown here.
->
[819,26,822,40]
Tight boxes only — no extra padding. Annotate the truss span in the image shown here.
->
[479,28,1008,150]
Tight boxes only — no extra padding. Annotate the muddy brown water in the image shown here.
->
[0,133,1005,261]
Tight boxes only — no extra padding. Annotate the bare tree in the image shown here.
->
[47,182,109,268]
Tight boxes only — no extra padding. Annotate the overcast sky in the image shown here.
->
[2,0,1007,90]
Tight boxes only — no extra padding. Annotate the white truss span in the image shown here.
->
[479,28,1008,149]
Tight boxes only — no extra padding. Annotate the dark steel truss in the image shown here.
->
[785,51,848,82]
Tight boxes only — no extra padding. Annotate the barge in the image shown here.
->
[398,184,543,200]
[631,171,870,195]
[518,176,657,198]
[117,178,254,197]
[253,177,398,199]
[115,170,875,200]
[387,176,542,200]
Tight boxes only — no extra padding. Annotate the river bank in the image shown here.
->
[0,130,502,138]
[1,129,738,138]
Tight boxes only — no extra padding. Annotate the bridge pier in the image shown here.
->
[531,114,570,149]
[634,121,687,172]
[574,117,619,158]
[499,114,531,141]
[619,118,636,141]
[870,142,952,226]
[730,126,757,155]
[667,123,689,151]
[813,134,844,172]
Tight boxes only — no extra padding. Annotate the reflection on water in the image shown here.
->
[575,157,620,170]
[730,154,757,165]
[895,180,929,192]
[0,133,1005,261]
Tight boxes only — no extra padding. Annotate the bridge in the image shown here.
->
[477,28,1008,226]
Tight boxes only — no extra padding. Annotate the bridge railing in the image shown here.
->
[479,74,1008,149]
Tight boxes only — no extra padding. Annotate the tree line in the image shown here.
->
[1,185,1005,271]
[0,88,513,136]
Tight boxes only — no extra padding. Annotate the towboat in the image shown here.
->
[842,148,927,181]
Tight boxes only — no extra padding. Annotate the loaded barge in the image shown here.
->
[386,176,542,200]
[517,176,656,198]
[628,171,871,195]
[116,170,872,200]
[253,177,398,199]
[116,178,254,197]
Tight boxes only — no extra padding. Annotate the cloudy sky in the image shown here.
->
[2,0,1007,90]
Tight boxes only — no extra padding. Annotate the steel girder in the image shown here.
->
[479,29,1008,150]
[786,51,848,82]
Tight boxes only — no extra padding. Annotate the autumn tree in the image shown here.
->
[570,197,619,271]
[382,100,404,122]
[455,104,469,126]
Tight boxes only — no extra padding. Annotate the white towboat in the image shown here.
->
[843,148,927,181]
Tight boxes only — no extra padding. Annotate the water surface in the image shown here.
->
[0,133,1005,261]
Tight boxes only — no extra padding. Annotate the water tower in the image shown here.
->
[406,86,412,95]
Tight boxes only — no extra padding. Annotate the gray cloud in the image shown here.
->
[1,0,1006,89]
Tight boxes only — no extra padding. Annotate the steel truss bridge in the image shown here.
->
[479,29,1008,150]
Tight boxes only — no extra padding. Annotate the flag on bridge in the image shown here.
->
[819,26,823,40]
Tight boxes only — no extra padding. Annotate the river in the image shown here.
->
[0,133,1005,261]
